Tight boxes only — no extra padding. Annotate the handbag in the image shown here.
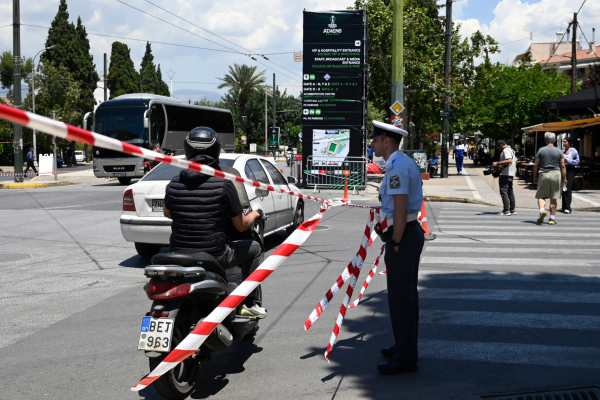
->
[34,160,38,167]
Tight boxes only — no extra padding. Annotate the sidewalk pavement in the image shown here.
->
[423,158,600,211]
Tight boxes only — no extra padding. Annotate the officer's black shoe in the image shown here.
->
[377,360,418,375]
[381,346,396,359]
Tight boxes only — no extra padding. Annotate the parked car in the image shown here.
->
[75,150,84,162]
[120,153,305,258]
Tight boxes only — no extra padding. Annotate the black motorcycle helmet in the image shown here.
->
[183,127,221,162]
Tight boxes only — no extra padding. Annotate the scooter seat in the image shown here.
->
[152,250,226,277]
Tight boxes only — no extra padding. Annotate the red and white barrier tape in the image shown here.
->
[0,169,92,177]
[304,209,378,331]
[132,200,346,391]
[0,103,326,205]
[324,209,379,360]
[348,244,385,308]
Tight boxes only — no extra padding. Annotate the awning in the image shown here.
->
[522,117,600,132]
[542,86,600,116]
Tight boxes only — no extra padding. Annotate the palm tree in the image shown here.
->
[217,64,267,132]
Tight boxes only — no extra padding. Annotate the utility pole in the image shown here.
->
[272,73,276,157]
[441,0,452,179]
[104,53,108,101]
[12,0,23,183]
[264,91,268,150]
[167,70,175,97]
[53,111,57,181]
[571,12,577,94]
[391,0,403,131]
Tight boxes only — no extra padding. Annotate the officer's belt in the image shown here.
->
[375,212,419,242]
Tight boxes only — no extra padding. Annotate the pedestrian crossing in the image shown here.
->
[415,202,600,370]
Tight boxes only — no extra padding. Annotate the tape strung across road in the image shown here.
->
[0,169,93,177]
[348,244,385,308]
[0,103,388,389]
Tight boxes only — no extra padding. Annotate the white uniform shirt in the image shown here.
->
[379,150,423,217]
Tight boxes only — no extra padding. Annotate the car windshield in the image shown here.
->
[143,158,236,181]
[95,107,147,146]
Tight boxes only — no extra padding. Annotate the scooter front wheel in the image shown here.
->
[149,315,199,399]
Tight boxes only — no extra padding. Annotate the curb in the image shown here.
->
[0,181,77,189]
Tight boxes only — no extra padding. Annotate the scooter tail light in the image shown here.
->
[123,189,136,212]
[146,282,192,299]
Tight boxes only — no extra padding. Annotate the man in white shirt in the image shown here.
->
[492,140,517,216]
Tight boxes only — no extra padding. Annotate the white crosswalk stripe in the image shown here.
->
[414,204,600,370]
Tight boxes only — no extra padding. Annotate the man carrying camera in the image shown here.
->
[492,140,517,216]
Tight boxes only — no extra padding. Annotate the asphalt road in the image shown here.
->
[0,163,92,182]
[1,183,599,399]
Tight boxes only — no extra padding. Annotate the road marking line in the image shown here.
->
[420,310,600,331]
[461,170,482,200]
[572,193,600,207]
[419,269,600,282]
[418,287,600,303]
[433,238,600,245]
[421,256,600,267]
[420,339,600,369]
[424,246,600,255]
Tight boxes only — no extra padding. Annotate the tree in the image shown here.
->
[41,0,77,72]
[217,64,267,131]
[21,63,81,154]
[107,42,139,99]
[0,51,33,102]
[581,63,600,90]
[156,64,170,96]
[72,16,98,113]
[140,42,158,94]
[455,64,571,145]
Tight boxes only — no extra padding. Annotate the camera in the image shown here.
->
[483,165,503,178]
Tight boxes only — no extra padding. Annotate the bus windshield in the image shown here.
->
[95,107,147,146]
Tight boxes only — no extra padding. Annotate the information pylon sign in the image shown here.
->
[301,10,368,186]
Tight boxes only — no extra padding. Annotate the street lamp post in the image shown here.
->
[31,45,55,158]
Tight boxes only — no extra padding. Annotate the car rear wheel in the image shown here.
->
[118,177,132,185]
[135,242,162,258]
[287,203,304,235]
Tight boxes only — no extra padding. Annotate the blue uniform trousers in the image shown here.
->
[455,155,464,173]
[384,221,425,363]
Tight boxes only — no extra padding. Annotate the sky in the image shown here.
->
[0,0,598,104]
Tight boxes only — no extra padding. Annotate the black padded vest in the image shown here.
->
[165,155,233,257]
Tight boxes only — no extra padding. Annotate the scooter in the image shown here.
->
[428,154,439,178]
[137,211,267,400]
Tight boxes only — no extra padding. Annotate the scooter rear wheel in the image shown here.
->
[149,316,199,399]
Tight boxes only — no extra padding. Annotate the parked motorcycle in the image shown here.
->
[137,210,267,400]
[428,154,439,178]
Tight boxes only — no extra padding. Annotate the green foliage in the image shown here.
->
[217,64,268,130]
[21,63,81,154]
[354,0,498,144]
[366,102,386,135]
[72,17,99,113]
[193,98,227,108]
[0,51,34,101]
[156,65,170,96]
[107,42,139,99]
[140,42,158,94]
[455,64,571,142]
[41,0,77,72]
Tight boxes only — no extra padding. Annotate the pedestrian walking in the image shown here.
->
[468,141,475,160]
[533,132,567,225]
[367,143,374,162]
[560,137,579,214]
[453,140,466,174]
[492,140,517,216]
[369,120,424,375]
[23,147,38,177]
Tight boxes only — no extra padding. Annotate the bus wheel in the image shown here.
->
[118,177,132,185]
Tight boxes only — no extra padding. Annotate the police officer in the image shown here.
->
[369,120,425,374]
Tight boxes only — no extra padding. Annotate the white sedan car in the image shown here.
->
[120,153,305,258]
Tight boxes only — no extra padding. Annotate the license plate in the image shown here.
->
[152,199,164,212]
[138,317,174,352]
[113,173,127,177]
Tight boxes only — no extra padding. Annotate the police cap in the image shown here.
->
[369,120,408,142]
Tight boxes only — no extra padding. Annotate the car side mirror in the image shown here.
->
[143,110,150,129]
[255,188,269,198]
[287,176,297,184]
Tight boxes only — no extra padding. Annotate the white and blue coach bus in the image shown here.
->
[85,94,235,184]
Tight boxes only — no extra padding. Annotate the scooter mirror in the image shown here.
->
[255,188,269,198]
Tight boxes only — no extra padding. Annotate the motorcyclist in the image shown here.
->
[162,127,267,319]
